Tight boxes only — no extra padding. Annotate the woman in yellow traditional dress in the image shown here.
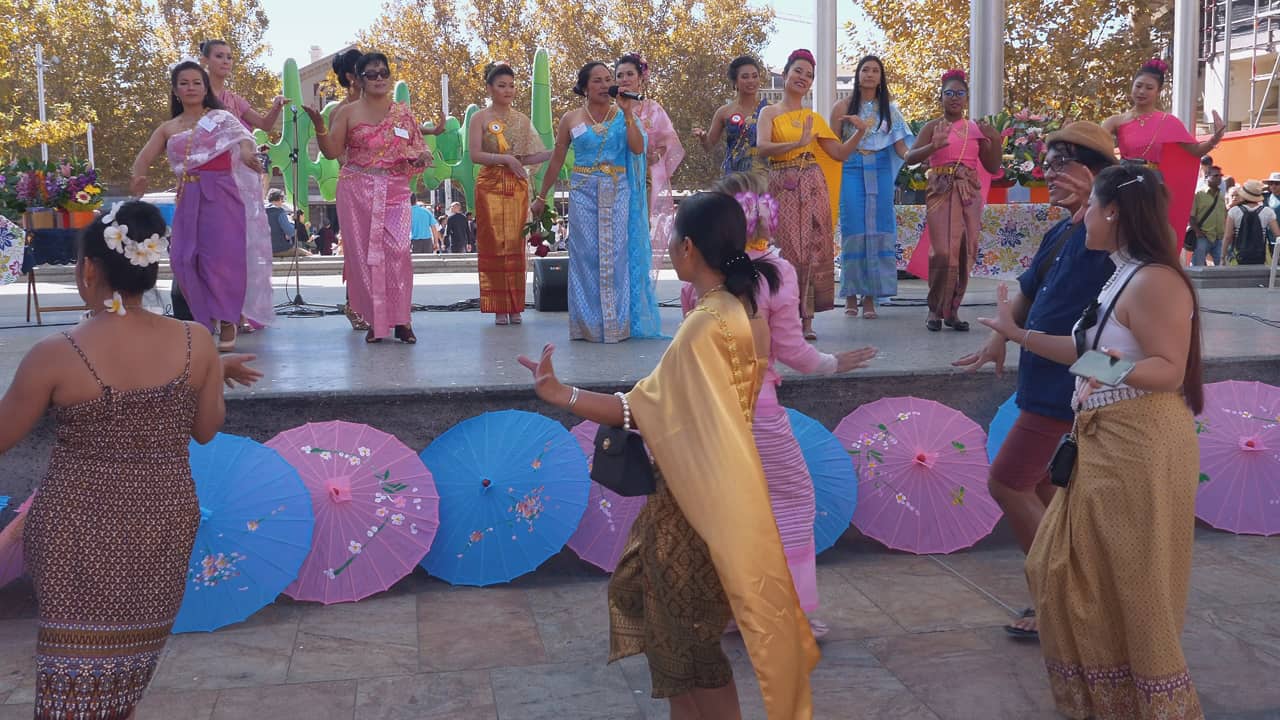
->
[470,62,551,325]
[518,192,819,719]
[757,49,862,341]
[979,164,1205,719]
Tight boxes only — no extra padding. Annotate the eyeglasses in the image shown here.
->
[942,89,968,99]
[361,69,391,80]
[1043,156,1076,173]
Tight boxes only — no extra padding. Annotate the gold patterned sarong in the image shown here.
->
[1027,392,1203,720]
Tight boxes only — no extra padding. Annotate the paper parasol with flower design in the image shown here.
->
[787,408,859,555]
[420,410,589,586]
[565,420,647,572]
[173,434,314,631]
[986,392,1018,462]
[834,397,1001,554]
[1194,381,1280,535]
[268,421,439,604]
[0,494,34,588]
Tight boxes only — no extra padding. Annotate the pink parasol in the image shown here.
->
[834,397,1001,554]
[1194,380,1280,535]
[267,421,439,604]
[0,494,34,587]
[565,421,647,572]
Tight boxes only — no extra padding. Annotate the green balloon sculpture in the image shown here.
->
[255,49,571,215]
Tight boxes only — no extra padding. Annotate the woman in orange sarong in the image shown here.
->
[469,62,551,325]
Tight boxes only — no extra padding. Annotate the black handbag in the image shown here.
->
[591,424,656,497]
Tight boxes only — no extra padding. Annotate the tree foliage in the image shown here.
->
[2,0,277,189]
[360,0,774,189]
[846,0,1173,123]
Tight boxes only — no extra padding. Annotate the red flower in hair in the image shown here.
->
[941,68,967,84]
[1142,58,1169,74]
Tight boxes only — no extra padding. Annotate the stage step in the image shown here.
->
[1187,264,1278,289]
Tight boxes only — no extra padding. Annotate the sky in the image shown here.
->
[257,1,864,75]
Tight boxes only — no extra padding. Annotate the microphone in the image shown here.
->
[607,85,644,101]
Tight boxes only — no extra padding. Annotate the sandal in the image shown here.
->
[510,313,523,325]
[1004,608,1038,640]
[217,322,237,353]
[845,306,859,317]
[495,314,510,326]
[365,329,382,344]
[945,319,971,332]
[345,304,370,332]
[808,618,830,640]
[926,318,942,332]
[863,309,879,320]
[803,329,818,341]
[394,324,417,344]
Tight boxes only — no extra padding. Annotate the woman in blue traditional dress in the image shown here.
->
[534,62,659,343]
[694,55,769,175]
[829,55,913,319]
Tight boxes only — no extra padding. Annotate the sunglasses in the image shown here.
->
[1043,156,1077,173]
[361,69,391,80]
[942,89,968,99]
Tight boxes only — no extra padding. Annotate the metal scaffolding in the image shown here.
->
[1201,0,1280,127]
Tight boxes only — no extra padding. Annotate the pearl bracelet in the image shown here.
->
[614,391,632,431]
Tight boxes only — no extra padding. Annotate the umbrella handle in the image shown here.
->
[327,477,353,503]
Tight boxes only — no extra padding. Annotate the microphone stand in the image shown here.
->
[274,103,337,318]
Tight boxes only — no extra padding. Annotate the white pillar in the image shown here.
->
[86,123,94,168]
[1172,0,1199,128]
[969,0,1005,118]
[814,0,837,114]
[36,44,48,163]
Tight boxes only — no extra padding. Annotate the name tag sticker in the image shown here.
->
[197,116,217,132]
[570,123,588,139]
[393,126,410,139]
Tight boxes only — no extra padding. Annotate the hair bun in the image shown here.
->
[788,48,816,65]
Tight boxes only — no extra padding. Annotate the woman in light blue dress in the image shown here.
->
[829,55,913,319]
[533,62,659,343]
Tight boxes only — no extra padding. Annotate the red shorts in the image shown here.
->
[989,410,1074,491]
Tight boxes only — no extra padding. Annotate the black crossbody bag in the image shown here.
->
[1047,265,1145,488]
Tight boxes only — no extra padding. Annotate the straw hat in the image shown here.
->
[1045,121,1115,160]
[1238,179,1265,203]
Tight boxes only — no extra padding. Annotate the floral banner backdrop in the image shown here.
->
[896,203,1065,279]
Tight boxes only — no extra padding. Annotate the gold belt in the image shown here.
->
[1122,158,1158,169]
[856,149,877,156]
[573,164,626,177]
[928,166,958,177]
[771,153,816,170]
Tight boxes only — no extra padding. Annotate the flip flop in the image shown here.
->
[1004,607,1038,639]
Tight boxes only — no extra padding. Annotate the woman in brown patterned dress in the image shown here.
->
[0,201,229,719]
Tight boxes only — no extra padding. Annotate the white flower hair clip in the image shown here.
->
[100,200,125,225]
[103,291,127,317]
[101,207,168,268]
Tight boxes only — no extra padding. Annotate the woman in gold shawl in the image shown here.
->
[518,192,819,719]
[757,48,863,341]
[470,62,551,325]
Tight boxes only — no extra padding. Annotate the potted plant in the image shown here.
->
[54,160,104,228]
[1005,110,1060,203]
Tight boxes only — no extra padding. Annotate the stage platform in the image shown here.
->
[0,270,1277,500]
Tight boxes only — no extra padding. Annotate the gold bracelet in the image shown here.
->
[315,128,328,137]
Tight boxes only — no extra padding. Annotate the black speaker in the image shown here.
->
[532,256,568,312]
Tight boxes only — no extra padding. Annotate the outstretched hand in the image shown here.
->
[834,346,878,373]
[952,333,1009,378]
[517,343,570,406]
[978,283,1020,340]
[1053,166,1094,224]
[221,353,263,389]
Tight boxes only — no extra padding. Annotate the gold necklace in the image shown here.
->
[585,104,614,134]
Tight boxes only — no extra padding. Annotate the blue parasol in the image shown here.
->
[986,393,1019,462]
[173,433,315,633]
[419,410,590,586]
[786,408,858,554]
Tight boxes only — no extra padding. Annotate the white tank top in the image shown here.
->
[1075,255,1148,407]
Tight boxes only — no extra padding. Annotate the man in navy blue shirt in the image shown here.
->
[953,121,1117,638]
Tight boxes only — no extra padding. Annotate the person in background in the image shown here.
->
[444,202,472,254]
[410,193,441,254]
[316,213,336,256]
[1189,165,1226,266]
[265,189,310,258]
[1224,179,1280,265]
[466,212,477,252]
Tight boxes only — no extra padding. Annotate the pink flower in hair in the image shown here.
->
[941,69,967,84]
[1143,58,1169,74]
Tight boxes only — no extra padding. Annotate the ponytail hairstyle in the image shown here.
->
[484,61,514,86]
[1091,163,1204,413]
[673,192,780,315]
[332,47,363,89]
[713,172,778,246]
[572,61,609,96]
[1137,57,1169,88]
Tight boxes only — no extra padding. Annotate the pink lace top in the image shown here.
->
[344,102,425,176]
[216,89,253,130]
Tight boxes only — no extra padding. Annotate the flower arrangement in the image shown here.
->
[0,158,105,222]
[524,200,558,258]
[980,112,1018,187]
[1003,109,1060,186]
[895,119,929,194]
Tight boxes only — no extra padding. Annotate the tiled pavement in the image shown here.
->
[1,529,1277,720]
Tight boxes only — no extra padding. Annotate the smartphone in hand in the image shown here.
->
[1069,350,1136,387]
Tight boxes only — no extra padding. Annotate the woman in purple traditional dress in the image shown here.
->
[131,60,266,351]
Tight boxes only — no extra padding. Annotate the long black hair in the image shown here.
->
[332,47,362,89]
[674,192,780,315]
[851,55,892,134]
[169,61,224,118]
[78,201,167,294]
[1091,164,1203,412]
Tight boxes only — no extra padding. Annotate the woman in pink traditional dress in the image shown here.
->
[304,52,430,343]
[200,39,281,334]
[615,53,684,274]
[1102,58,1225,258]
[904,69,1002,332]
[757,49,863,341]
[130,61,269,351]
[680,172,877,638]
